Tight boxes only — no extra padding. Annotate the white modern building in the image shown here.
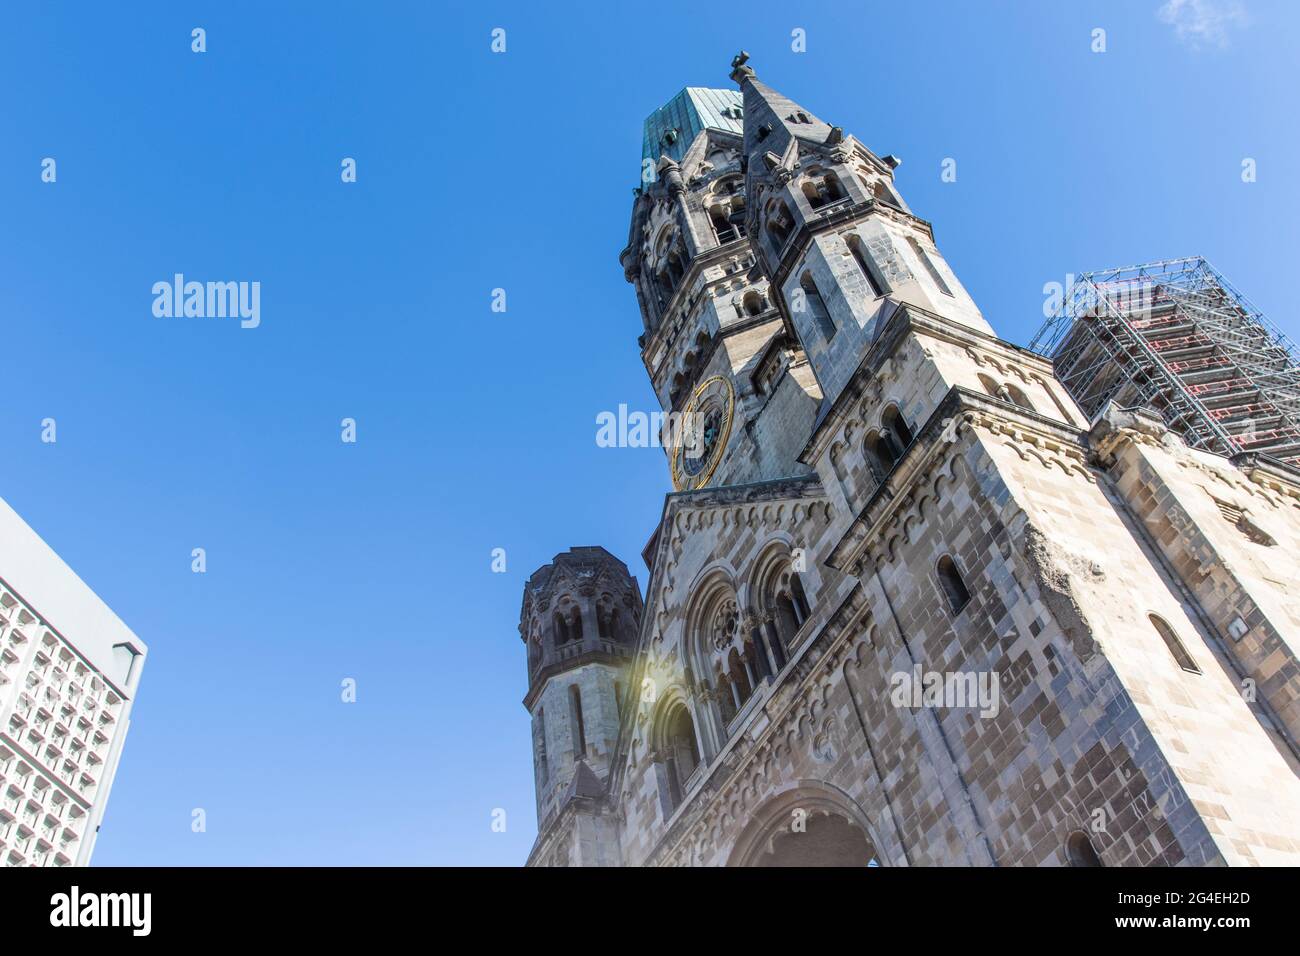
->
[0,497,146,867]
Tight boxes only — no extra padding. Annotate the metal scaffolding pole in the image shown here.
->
[1029,257,1300,467]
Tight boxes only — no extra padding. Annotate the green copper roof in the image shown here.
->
[641,87,743,171]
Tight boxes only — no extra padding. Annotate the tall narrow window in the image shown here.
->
[908,237,953,296]
[663,704,700,812]
[568,685,587,757]
[937,555,971,614]
[667,247,686,287]
[728,648,753,708]
[881,405,914,455]
[766,201,793,254]
[846,234,885,298]
[1149,614,1200,673]
[716,670,738,725]
[744,639,770,683]
[790,574,811,624]
[537,709,549,784]
[865,430,896,480]
[799,272,836,340]
[822,172,845,202]
[709,204,745,244]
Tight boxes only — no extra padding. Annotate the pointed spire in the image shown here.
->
[564,759,604,802]
[728,53,836,172]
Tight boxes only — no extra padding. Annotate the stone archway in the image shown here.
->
[727,782,884,868]
[753,811,876,867]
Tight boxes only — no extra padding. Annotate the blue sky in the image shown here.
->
[0,1,1295,865]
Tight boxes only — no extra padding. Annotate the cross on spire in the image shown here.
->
[729,50,755,86]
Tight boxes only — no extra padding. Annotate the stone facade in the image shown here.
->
[520,59,1300,867]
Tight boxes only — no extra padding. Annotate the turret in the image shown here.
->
[519,547,640,826]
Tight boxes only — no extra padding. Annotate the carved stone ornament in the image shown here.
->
[711,597,740,651]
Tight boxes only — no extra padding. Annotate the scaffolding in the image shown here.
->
[1029,257,1300,467]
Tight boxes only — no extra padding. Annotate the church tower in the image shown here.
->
[729,51,990,410]
[519,547,640,865]
[520,55,1300,870]
[620,88,822,492]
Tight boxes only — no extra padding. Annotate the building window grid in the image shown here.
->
[0,584,124,866]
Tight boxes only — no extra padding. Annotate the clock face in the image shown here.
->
[672,376,735,491]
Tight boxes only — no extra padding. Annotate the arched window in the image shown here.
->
[868,407,913,478]
[865,430,896,481]
[823,172,845,201]
[709,206,734,244]
[687,577,753,746]
[568,684,587,757]
[846,233,886,299]
[1066,831,1103,867]
[799,272,836,340]
[662,703,700,809]
[754,549,810,667]
[937,555,971,615]
[707,178,747,245]
[728,648,754,707]
[666,247,686,286]
[1004,383,1035,412]
[1150,614,1200,673]
[801,172,845,210]
[553,607,582,646]
[980,375,1036,412]
[881,405,914,450]
[766,201,793,253]
[742,291,764,316]
[596,598,618,641]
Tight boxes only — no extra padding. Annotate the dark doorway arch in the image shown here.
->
[753,812,877,867]
[727,783,885,867]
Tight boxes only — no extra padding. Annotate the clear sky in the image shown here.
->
[0,1,1295,865]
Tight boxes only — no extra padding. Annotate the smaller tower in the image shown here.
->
[520,547,640,831]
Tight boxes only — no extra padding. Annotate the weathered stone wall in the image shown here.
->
[1096,420,1300,747]
[978,412,1300,866]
